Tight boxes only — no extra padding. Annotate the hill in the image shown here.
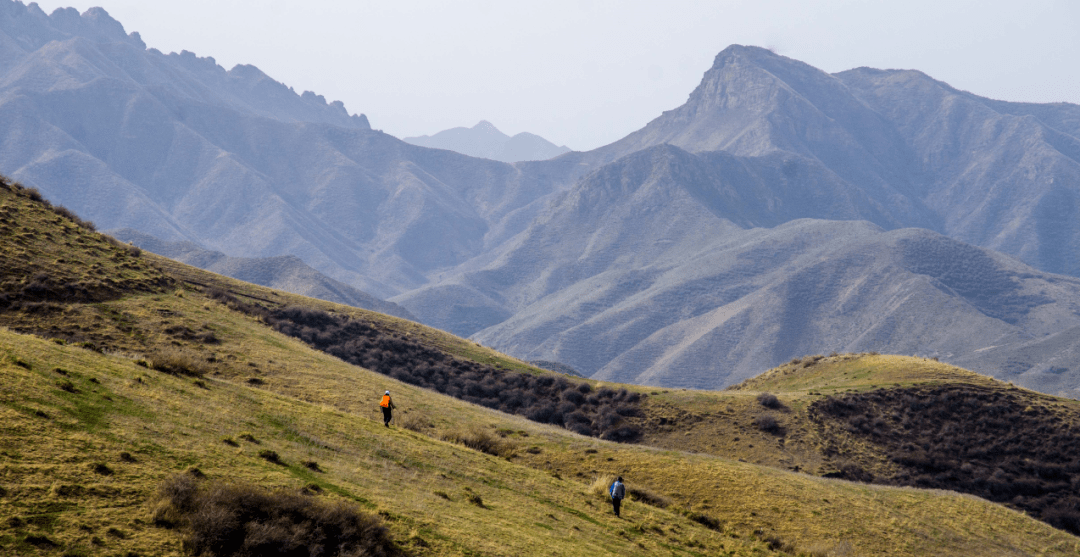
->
[631,352,1080,536]
[404,120,571,162]
[109,228,415,320]
[3,178,1079,555]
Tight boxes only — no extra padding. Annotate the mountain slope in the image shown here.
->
[400,147,1080,394]
[0,1,573,297]
[404,120,571,162]
[109,228,415,319]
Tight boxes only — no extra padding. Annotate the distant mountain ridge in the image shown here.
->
[3,3,1080,396]
[110,229,415,320]
[404,120,571,162]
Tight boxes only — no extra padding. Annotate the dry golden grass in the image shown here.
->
[0,326,771,556]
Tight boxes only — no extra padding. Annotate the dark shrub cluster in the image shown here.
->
[757,392,783,409]
[810,384,1080,535]
[266,305,644,442]
[153,474,400,557]
[205,291,644,442]
[754,413,784,435]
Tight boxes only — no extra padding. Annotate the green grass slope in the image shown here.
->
[2,177,1079,555]
[633,353,1080,536]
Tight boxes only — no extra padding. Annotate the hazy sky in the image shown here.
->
[32,0,1080,151]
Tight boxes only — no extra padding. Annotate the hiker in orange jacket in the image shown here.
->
[380,390,396,427]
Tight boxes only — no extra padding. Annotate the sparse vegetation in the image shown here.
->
[811,384,1080,535]
[212,300,645,442]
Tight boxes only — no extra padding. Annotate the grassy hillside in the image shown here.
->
[633,353,1080,535]
[2,177,1080,555]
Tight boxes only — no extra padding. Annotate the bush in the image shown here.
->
[627,486,671,508]
[258,450,284,465]
[152,474,400,556]
[440,426,515,458]
[149,347,210,377]
[755,414,784,435]
[757,392,783,409]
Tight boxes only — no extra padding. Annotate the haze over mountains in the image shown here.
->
[110,228,415,320]
[3,2,1080,395]
[404,120,571,163]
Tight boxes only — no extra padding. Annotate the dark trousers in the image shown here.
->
[382,407,392,426]
[612,497,621,517]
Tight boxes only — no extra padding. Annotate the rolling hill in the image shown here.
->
[4,176,1080,555]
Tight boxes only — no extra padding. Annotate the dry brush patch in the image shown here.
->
[152,473,401,557]
[810,383,1080,535]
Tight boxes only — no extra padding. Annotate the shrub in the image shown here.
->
[465,491,485,508]
[687,512,721,530]
[440,426,515,458]
[257,450,283,465]
[627,486,671,508]
[152,475,400,556]
[149,347,209,377]
[755,414,784,435]
[757,392,783,409]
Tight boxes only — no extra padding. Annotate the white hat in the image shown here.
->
[385,390,390,395]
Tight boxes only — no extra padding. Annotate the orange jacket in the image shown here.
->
[380,395,392,408]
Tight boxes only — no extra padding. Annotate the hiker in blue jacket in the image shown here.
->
[610,476,626,517]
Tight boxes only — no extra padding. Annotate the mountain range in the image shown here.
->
[3,1,1080,395]
[110,228,415,319]
[403,120,570,162]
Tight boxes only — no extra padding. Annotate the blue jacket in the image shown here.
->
[610,481,625,500]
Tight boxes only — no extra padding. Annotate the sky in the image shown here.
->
[32,0,1080,151]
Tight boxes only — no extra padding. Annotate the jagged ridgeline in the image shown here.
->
[206,290,645,442]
